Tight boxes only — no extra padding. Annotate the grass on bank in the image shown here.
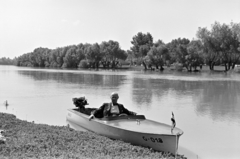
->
[0,113,186,159]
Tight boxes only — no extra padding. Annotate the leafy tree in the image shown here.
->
[100,40,118,60]
[49,49,59,67]
[42,49,51,67]
[126,50,135,65]
[0,57,14,65]
[186,40,204,71]
[146,44,169,70]
[85,43,103,69]
[196,27,218,70]
[229,22,240,69]
[32,47,51,67]
[100,40,127,68]
[78,59,88,68]
[114,49,127,61]
[153,39,165,47]
[62,46,77,68]
[166,38,190,64]
[197,21,240,71]
[211,22,234,71]
[56,47,68,67]
[176,44,188,64]
[60,45,85,68]
[131,32,153,69]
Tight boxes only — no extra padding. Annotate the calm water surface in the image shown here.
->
[0,65,240,159]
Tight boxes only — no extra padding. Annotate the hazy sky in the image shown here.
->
[0,0,239,58]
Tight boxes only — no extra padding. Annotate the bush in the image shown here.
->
[78,60,89,68]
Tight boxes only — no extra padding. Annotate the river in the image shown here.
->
[0,65,240,159]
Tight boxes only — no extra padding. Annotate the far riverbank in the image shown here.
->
[128,65,240,72]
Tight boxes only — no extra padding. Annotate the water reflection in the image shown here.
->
[132,78,153,107]
[17,70,126,88]
[132,78,201,105]
[131,76,240,122]
[194,81,240,122]
[16,69,240,123]
[1,66,240,158]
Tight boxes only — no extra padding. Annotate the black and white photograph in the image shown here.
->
[0,0,240,158]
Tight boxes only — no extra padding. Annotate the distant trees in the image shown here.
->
[129,32,201,71]
[0,57,16,65]
[129,32,203,71]
[197,22,240,71]
[166,38,204,71]
[100,40,127,68]
[85,43,102,69]
[186,40,204,71]
[128,21,240,72]
[16,41,127,69]
[17,48,51,67]
[130,32,153,69]
[2,21,239,72]
[145,44,169,70]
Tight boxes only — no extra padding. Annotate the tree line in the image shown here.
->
[15,40,127,69]
[0,57,16,65]
[2,21,240,72]
[129,21,240,71]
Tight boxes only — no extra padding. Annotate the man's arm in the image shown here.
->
[89,104,105,120]
[120,104,137,115]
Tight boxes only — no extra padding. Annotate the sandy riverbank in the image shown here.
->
[0,113,186,159]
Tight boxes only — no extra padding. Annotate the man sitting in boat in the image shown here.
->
[89,92,136,120]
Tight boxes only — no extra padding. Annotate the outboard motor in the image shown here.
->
[72,96,96,115]
[72,96,88,109]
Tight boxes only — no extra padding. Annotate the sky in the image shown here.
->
[0,0,239,59]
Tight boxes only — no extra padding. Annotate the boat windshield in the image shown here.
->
[100,115,146,121]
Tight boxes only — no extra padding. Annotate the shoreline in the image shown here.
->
[2,64,239,73]
[0,113,186,159]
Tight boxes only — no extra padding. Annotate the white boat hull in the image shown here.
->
[66,109,183,154]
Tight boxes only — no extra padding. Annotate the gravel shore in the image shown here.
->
[0,113,186,159]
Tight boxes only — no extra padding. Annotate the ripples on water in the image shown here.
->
[1,66,240,124]
[1,66,240,159]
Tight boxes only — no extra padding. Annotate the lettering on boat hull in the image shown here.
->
[142,136,163,143]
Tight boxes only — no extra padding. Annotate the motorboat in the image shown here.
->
[66,107,183,154]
